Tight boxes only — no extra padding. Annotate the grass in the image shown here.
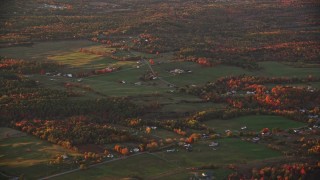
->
[80,65,170,96]
[83,78,167,96]
[0,127,25,140]
[155,138,282,168]
[150,129,182,139]
[156,62,252,86]
[0,128,80,179]
[161,168,233,180]
[83,45,116,53]
[160,102,226,113]
[52,153,178,180]
[54,138,267,179]
[0,40,97,60]
[48,52,104,67]
[204,115,305,132]
[258,61,320,78]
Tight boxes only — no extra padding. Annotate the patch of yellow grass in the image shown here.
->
[48,52,103,66]
[2,159,46,167]
[12,142,33,147]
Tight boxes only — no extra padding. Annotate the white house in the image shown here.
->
[209,142,219,147]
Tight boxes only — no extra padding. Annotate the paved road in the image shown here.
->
[38,152,147,180]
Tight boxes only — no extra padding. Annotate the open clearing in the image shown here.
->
[204,115,305,132]
[155,138,282,167]
[54,138,281,179]
[51,153,178,180]
[0,128,81,179]
[0,40,97,60]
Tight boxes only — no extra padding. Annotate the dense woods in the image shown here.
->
[15,116,133,150]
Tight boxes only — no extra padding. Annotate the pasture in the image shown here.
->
[258,61,320,78]
[204,115,305,133]
[155,138,282,168]
[0,128,81,179]
[150,129,183,139]
[47,52,104,67]
[54,138,281,179]
[52,153,179,180]
[0,40,97,60]
[160,102,225,113]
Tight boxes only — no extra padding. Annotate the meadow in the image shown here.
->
[0,128,81,179]
[54,138,282,179]
[51,153,179,180]
[204,115,305,133]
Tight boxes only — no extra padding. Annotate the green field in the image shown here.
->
[155,138,282,167]
[48,52,104,67]
[150,129,183,139]
[204,115,305,132]
[55,138,281,179]
[156,62,252,86]
[160,102,225,113]
[0,128,81,179]
[160,168,233,180]
[52,153,178,180]
[83,45,116,53]
[0,40,98,60]
[258,61,320,78]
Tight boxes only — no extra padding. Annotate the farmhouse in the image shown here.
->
[261,128,271,136]
[166,149,176,152]
[134,82,142,86]
[191,171,214,180]
[308,115,319,119]
[133,148,140,153]
[184,144,193,151]
[62,154,69,160]
[202,134,209,139]
[107,154,114,158]
[246,91,255,95]
[209,142,219,147]
[252,137,260,143]
[170,68,185,74]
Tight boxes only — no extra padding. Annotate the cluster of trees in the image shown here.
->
[114,144,129,155]
[298,137,320,155]
[228,162,320,180]
[84,152,103,163]
[72,67,120,78]
[186,75,319,95]
[0,58,62,74]
[2,95,143,124]
[64,82,93,92]
[180,75,320,123]
[14,116,134,150]
[177,48,261,70]
[146,141,159,150]
[173,128,187,136]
